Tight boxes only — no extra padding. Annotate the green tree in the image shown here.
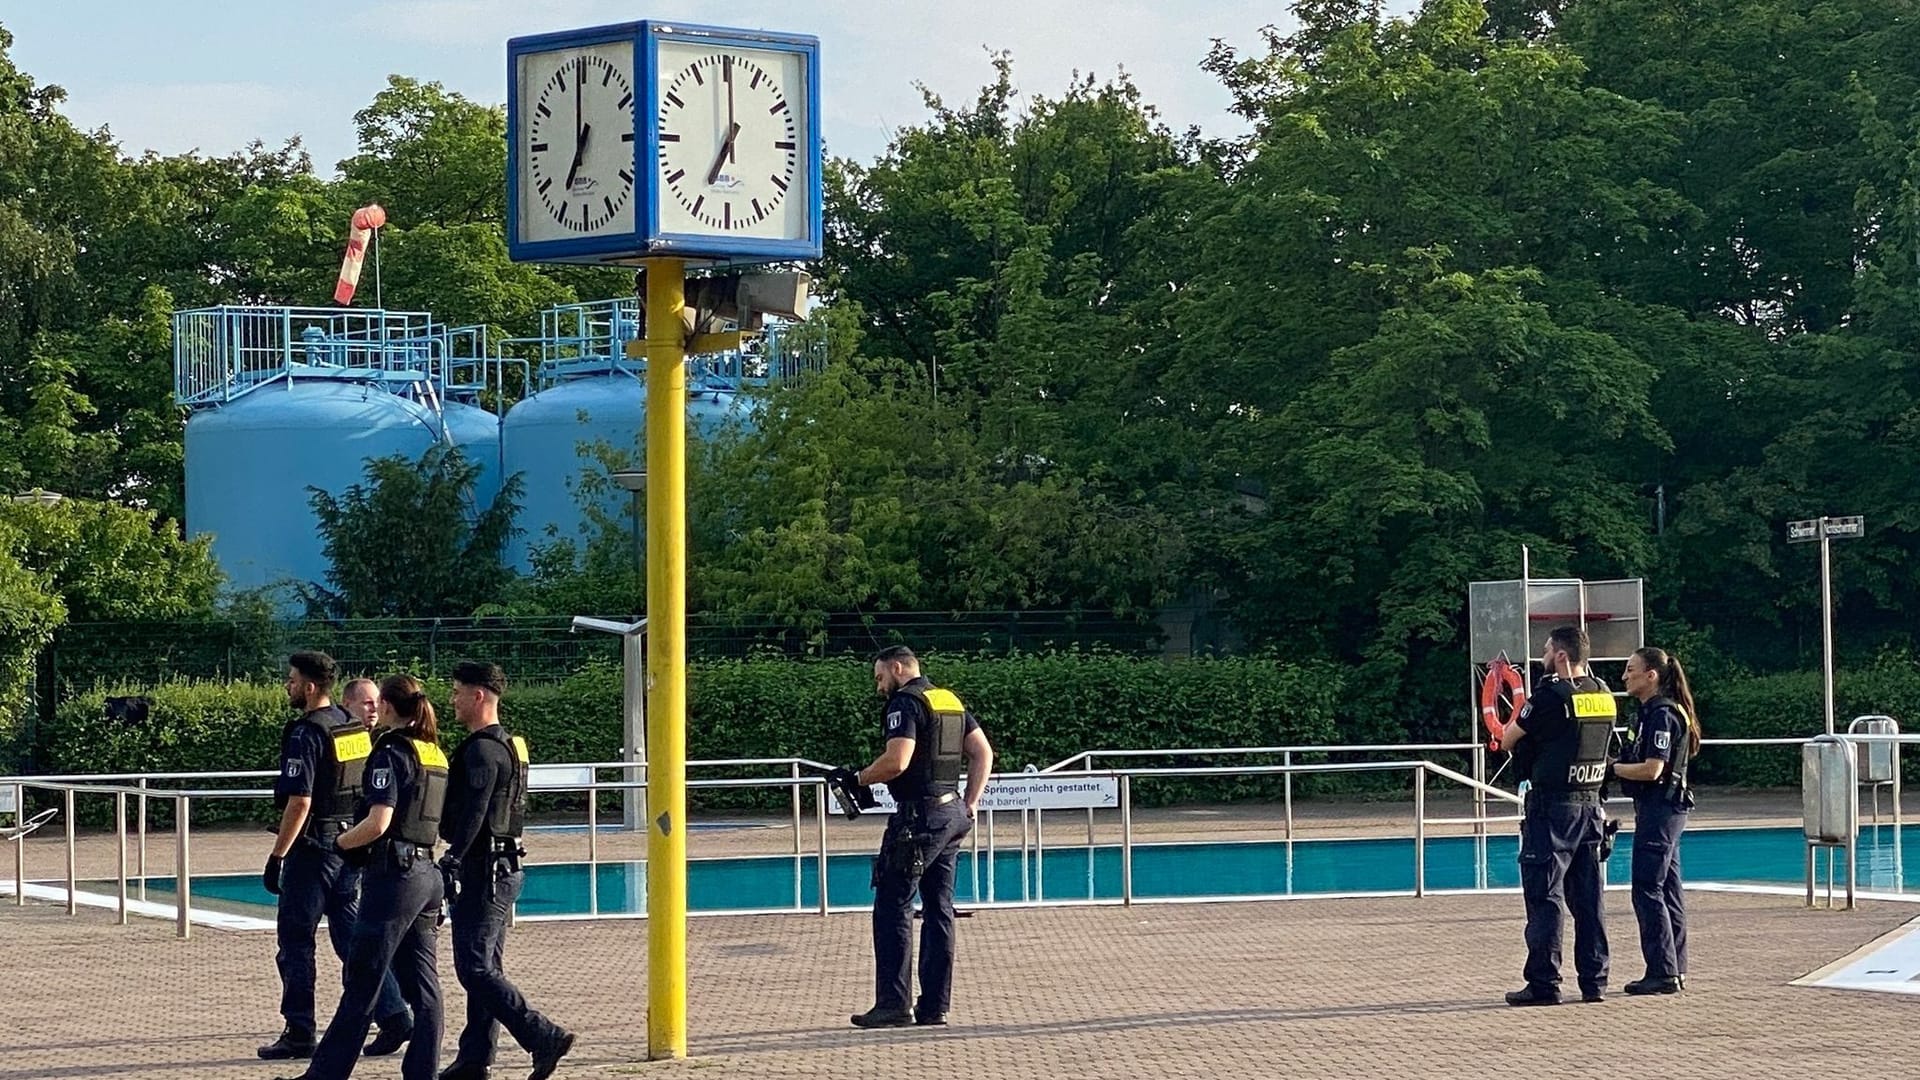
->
[306,444,523,617]
[0,495,221,621]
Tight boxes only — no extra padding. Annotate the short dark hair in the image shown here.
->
[289,651,337,692]
[874,645,918,666]
[452,660,507,696]
[1546,626,1590,664]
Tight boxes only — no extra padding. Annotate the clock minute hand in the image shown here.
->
[567,57,584,189]
[706,122,740,186]
[567,124,592,190]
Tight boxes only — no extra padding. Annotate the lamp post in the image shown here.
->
[612,469,647,579]
[571,616,648,830]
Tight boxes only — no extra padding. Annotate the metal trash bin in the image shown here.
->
[1803,735,1859,908]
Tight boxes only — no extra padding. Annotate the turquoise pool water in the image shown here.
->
[120,824,1916,918]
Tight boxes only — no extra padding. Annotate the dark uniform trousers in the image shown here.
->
[308,850,444,1080]
[1630,795,1688,980]
[874,801,973,1015]
[1519,793,1610,993]
[452,863,566,1065]
[276,836,408,1035]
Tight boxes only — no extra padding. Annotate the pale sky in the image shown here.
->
[2,1,1308,171]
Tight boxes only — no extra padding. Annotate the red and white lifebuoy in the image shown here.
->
[1479,658,1527,750]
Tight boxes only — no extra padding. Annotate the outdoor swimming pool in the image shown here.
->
[109,821,1917,918]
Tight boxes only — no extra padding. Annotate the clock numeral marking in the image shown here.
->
[556,70,567,92]
[665,168,686,184]
[752,198,764,219]
[617,91,633,110]
[558,201,569,225]
[537,178,553,195]
[660,132,680,142]
[619,169,633,185]
[536,103,551,118]
[691,195,705,216]
[723,203,731,229]
[666,92,684,109]
[531,142,548,152]
[622,132,635,143]
[694,65,705,86]
[750,71,763,90]
[604,196,616,217]
[769,100,789,115]
[775,140,795,150]
[769,174,789,192]
[602,65,613,86]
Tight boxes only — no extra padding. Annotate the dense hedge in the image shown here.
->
[1691,662,1920,788]
[36,654,1349,822]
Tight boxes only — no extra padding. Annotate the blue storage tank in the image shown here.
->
[185,380,447,593]
[502,375,646,568]
[438,401,503,510]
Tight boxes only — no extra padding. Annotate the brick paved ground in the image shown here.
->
[0,887,1916,1079]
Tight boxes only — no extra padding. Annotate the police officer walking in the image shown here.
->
[283,674,448,1080]
[1614,646,1697,995]
[435,661,576,1080]
[260,653,413,1061]
[839,645,994,1028]
[1500,626,1614,1006]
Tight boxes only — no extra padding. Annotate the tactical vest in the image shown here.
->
[379,732,450,847]
[486,732,531,840]
[898,685,968,796]
[1529,676,1617,794]
[1626,695,1692,801]
[276,706,373,826]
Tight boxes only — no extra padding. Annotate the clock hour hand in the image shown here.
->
[706,122,740,186]
[567,124,592,190]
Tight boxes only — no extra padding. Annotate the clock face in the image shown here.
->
[514,41,637,244]
[653,40,810,243]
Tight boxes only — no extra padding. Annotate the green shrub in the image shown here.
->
[40,655,1348,819]
[1692,660,1920,787]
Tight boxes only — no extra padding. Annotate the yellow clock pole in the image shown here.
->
[643,257,688,1059]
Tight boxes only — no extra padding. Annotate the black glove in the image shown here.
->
[826,766,876,821]
[334,837,371,868]
[436,854,461,904]
[263,854,284,896]
[1599,817,1621,861]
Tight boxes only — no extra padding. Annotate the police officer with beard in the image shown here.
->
[259,652,413,1061]
[435,661,576,1080]
[283,674,448,1080]
[839,646,994,1029]
[1500,626,1615,1006]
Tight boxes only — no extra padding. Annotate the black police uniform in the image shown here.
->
[303,731,447,1080]
[871,677,979,1022]
[440,725,571,1075]
[271,706,410,1044]
[1513,672,1614,1001]
[1619,694,1691,984]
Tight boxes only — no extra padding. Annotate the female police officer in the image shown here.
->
[282,674,448,1080]
[1614,646,1698,996]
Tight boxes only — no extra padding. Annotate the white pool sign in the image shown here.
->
[829,773,1121,816]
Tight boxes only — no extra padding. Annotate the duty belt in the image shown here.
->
[1533,789,1601,804]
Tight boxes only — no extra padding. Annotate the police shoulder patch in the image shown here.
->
[1654,730,1672,751]
[370,768,392,791]
[284,760,303,778]
[886,711,904,733]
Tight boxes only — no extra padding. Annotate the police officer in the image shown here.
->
[341,677,380,728]
[841,645,994,1028]
[260,653,412,1061]
[1500,626,1614,1006]
[283,673,447,1080]
[1614,645,1697,995]
[436,661,576,1080]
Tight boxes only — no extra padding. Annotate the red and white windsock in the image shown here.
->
[333,204,388,305]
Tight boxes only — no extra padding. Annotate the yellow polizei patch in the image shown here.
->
[1573,693,1616,718]
[333,731,373,763]
[410,739,450,770]
[923,688,966,715]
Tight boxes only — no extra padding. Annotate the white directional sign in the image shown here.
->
[829,773,1122,816]
[1789,516,1864,543]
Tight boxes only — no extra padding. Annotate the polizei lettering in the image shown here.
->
[1568,762,1607,785]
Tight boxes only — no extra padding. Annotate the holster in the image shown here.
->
[871,810,932,887]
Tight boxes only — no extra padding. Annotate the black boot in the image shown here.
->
[1625,976,1681,996]
[850,1006,914,1028]
[1503,985,1561,1007]
[364,1015,413,1056]
[528,1030,576,1080]
[257,1028,315,1060]
[438,1062,491,1080]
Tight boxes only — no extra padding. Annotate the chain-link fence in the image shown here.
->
[36,608,1179,711]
